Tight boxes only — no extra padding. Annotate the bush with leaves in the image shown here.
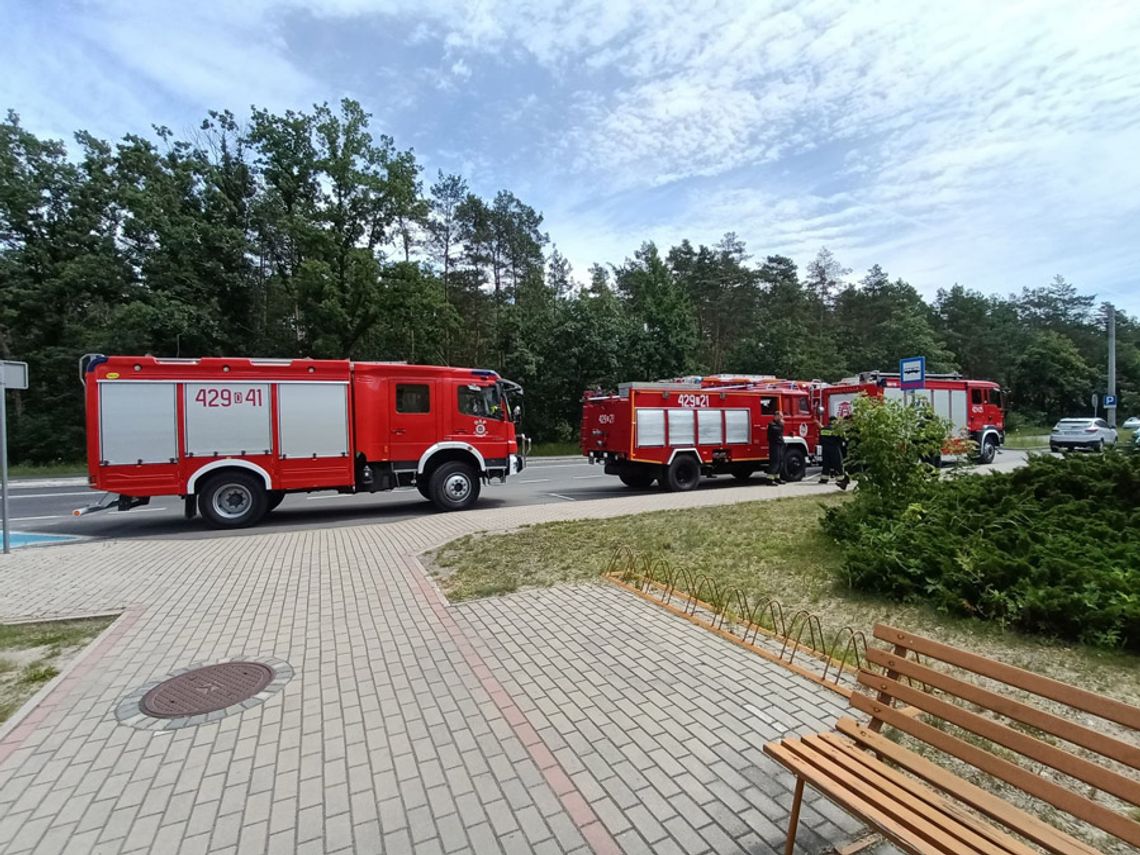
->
[837,394,951,505]
[824,449,1140,650]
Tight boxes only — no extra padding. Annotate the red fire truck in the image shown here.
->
[78,354,528,527]
[581,381,818,490]
[821,371,1006,463]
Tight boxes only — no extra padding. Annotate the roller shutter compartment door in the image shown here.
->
[277,383,350,458]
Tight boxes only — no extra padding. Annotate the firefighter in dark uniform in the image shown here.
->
[819,416,849,489]
[766,409,785,482]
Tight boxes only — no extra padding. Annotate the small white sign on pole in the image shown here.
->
[1,361,28,391]
[1,360,28,554]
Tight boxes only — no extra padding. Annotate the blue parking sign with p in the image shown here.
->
[1104,394,1117,407]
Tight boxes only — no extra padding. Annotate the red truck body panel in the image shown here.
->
[83,355,523,502]
[581,382,818,480]
[821,375,1005,440]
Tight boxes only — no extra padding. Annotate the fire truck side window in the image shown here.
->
[971,388,983,405]
[797,397,810,415]
[989,389,1002,407]
[760,397,776,415]
[396,384,430,414]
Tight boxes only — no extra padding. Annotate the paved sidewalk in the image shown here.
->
[0,483,868,854]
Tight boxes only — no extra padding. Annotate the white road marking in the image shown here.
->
[547,493,576,501]
[11,491,97,499]
[571,475,604,480]
[12,515,67,522]
[519,478,551,484]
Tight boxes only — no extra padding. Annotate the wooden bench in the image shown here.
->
[763,624,1140,855]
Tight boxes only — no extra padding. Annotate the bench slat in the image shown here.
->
[765,739,989,855]
[865,646,1140,771]
[780,737,998,855]
[804,733,1034,855]
[850,692,1140,848]
[857,669,1140,809]
[872,625,1140,731]
[835,717,1103,855]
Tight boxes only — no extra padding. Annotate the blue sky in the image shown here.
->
[5,0,1140,313]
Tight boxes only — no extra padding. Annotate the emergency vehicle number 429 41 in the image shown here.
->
[193,387,266,408]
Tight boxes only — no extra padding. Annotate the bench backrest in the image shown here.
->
[850,624,1140,850]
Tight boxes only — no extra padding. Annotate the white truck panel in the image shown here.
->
[277,383,349,458]
[697,409,723,445]
[636,408,665,447]
[724,409,750,444]
[99,382,177,465]
[667,408,695,445]
[184,383,271,457]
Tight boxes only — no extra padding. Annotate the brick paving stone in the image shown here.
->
[0,483,866,854]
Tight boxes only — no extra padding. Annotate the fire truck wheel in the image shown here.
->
[781,448,807,482]
[618,469,656,489]
[429,461,481,511]
[198,472,268,528]
[977,436,997,464]
[416,479,432,500]
[663,455,701,492]
[266,490,285,512]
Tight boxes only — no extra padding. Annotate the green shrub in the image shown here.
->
[838,394,950,508]
[824,450,1140,649]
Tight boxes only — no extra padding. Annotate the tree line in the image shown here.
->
[1,99,1136,463]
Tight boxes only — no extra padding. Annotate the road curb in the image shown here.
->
[9,477,90,489]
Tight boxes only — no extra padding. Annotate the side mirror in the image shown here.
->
[513,405,523,422]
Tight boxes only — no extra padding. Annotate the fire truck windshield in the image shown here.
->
[499,380,522,423]
[459,384,504,419]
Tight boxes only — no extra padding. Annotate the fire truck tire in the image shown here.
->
[977,436,997,465]
[781,448,806,482]
[266,490,285,512]
[198,472,268,528]
[663,455,701,492]
[429,461,481,511]
[618,469,656,489]
[416,480,432,500]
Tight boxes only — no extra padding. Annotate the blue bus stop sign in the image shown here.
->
[899,356,926,390]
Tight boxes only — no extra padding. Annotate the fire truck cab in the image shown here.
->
[79,354,528,527]
[822,371,1006,463]
[581,381,817,490]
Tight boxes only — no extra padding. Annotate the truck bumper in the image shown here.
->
[510,453,525,475]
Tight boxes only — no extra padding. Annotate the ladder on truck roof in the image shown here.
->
[840,369,964,385]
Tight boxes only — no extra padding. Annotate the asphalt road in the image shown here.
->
[4,450,1031,542]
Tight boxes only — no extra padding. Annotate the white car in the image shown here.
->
[1049,418,1117,453]
[1122,415,1140,430]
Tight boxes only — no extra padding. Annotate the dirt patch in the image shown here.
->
[0,616,117,724]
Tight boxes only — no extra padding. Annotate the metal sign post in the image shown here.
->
[1091,392,1099,417]
[1,361,29,555]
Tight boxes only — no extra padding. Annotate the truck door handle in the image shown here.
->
[393,428,406,435]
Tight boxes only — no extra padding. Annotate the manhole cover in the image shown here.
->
[140,661,274,718]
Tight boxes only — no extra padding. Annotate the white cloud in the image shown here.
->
[4,0,1140,311]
